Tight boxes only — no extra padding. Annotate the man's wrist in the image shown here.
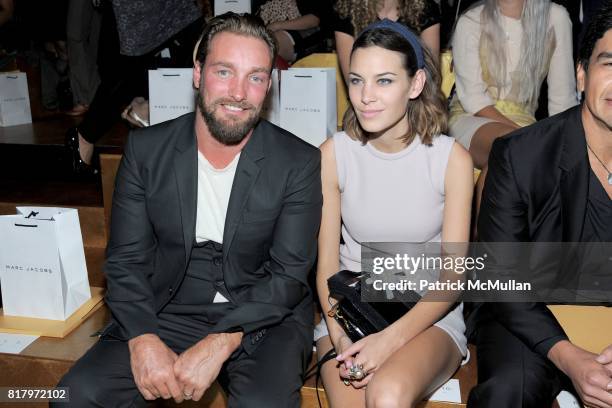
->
[547,339,576,375]
[210,332,243,356]
[128,333,158,347]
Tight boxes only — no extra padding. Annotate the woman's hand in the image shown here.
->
[336,330,403,388]
[334,335,355,380]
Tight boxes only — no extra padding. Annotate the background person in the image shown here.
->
[256,0,333,63]
[449,0,578,218]
[333,0,441,83]
[65,0,205,176]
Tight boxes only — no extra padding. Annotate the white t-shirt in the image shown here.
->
[195,151,240,244]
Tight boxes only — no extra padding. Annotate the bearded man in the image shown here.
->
[54,13,322,407]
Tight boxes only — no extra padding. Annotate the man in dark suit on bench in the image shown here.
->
[53,13,322,407]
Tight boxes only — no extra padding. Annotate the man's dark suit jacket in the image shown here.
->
[102,113,322,354]
[476,105,594,357]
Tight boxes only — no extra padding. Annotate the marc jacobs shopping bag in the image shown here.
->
[214,0,251,15]
[0,207,91,320]
[280,68,336,147]
[0,72,32,127]
[260,68,280,126]
[148,68,196,126]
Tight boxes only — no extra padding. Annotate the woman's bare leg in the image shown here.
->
[469,122,517,237]
[316,336,366,408]
[365,326,462,408]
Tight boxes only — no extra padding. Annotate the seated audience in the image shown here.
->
[65,0,205,176]
[333,0,441,82]
[315,19,473,407]
[468,5,612,407]
[65,0,102,116]
[449,0,578,213]
[256,0,332,63]
[53,13,321,407]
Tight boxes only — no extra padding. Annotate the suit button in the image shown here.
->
[213,257,222,266]
[168,287,173,294]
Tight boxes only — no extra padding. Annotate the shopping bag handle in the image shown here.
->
[13,211,40,227]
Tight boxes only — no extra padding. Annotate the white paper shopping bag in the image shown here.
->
[260,69,280,126]
[0,72,32,127]
[148,68,196,126]
[280,68,336,147]
[214,0,251,15]
[0,207,91,320]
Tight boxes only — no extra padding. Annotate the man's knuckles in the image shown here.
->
[142,368,175,387]
[586,370,607,387]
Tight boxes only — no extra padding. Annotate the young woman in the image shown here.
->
[315,20,473,407]
[449,0,578,213]
[333,0,440,82]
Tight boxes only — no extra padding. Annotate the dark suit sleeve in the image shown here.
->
[210,152,322,341]
[478,137,568,358]
[104,132,158,340]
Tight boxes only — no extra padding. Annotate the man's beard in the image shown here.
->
[197,92,261,146]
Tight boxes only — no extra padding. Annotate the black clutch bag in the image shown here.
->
[327,270,421,342]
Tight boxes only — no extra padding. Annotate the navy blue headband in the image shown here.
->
[360,19,425,69]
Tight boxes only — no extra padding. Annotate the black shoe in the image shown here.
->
[65,127,99,178]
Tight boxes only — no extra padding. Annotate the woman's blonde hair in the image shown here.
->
[335,0,428,36]
[479,0,554,105]
[343,28,448,146]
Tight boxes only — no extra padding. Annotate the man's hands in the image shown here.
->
[596,345,612,377]
[549,341,612,408]
[128,334,182,402]
[174,332,243,401]
[128,332,243,403]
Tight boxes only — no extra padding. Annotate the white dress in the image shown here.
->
[315,132,468,358]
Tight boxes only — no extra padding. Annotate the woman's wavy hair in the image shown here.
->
[479,0,553,105]
[343,27,448,146]
[335,0,428,36]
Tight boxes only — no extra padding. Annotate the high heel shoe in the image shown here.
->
[65,127,99,178]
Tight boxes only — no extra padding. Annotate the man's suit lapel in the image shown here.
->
[223,123,265,261]
[559,106,589,242]
[173,115,198,264]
